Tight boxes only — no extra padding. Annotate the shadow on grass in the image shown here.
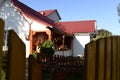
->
[42,70,83,80]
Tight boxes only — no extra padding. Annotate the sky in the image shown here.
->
[19,0,120,35]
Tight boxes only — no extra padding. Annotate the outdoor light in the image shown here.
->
[25,33,29,40]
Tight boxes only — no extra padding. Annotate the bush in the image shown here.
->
[1,69,6,80]
[41,40,55,55]
[41,47,55,55]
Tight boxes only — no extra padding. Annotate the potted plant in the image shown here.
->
[40,40,55,55]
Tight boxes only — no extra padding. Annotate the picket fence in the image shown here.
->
[29,54,84,80]
[37,54,84,72]
[0,19,4,80]
[85,36,120,80]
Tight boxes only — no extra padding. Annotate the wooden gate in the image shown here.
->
[85,36,120,80]
[0,19,26,80]
[7,30,26,80]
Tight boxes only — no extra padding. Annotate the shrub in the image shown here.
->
[40,40,55,55]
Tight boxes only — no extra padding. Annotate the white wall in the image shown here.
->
[54,50,72,56]
[0,0,4,7]
[0,1,31,58]
[31,21,49,31]
[73,33,90,57]
[0,1,51,58]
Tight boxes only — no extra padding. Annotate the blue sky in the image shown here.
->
[19,0,120,35]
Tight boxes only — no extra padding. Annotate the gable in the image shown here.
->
[0,0,30,38]
[11,0,55,26]
[39,9,61,22]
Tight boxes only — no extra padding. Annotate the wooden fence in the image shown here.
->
[85,36,120,80]
[0,19,4,79]
[6,30,26,80]
[0,29,26,80]
[37,54,84,73]
[28,54,84,80]
[1,21,120,80]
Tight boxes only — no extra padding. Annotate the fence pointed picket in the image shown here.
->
[97,38,105,80]
[117,36,120,80]
[85,41,97,80]
[7,30,26,80]
[0,19,4,80]
[105,37,112,80]
[111,36,117,80]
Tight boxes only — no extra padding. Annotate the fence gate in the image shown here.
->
[0,19,4,80]
[7,30,26,80]
[85,36,120,80]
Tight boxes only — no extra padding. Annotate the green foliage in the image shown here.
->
[92,29,112,41]
[42,40,54,48]
[2,52,7,72]
[32,52,37,59]
[1,69,6,80]
[118,3,120,24]
[1,51,8,80]
[118,3,120,16]
[41,40,55,55]
[41,47,55,55]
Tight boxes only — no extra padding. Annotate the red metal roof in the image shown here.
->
[10,0,96,36]
[10,0,71,36]
[55,20,96,35]
[11,0,55,26]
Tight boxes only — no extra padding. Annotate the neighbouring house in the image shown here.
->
[0,0,96,57]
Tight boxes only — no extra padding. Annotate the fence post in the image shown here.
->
[111,36,117,80]
[105,37,112,80]
[97,38,106,80]
[85,36,120,80]
[7,30,26,80]
[28,55,42,80]
[85,41,96,80]
[117,36,120,80]
[0,19,4,80]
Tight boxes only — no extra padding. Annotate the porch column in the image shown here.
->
[30,30,33,54]
[62,35,65,47]
[46,30,51,40]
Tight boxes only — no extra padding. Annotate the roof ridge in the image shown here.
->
[39,9,57,12]
[60,20,96,23]
[11,0,55,25]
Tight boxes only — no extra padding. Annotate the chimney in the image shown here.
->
[40,11,45,15]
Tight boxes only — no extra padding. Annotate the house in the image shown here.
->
[0,0,72,57]
[0,0,96,57]
[55,20,96,56]
[38,10,96,57]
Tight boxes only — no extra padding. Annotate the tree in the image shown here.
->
[118,3,120,22]
[91,29,112,41]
